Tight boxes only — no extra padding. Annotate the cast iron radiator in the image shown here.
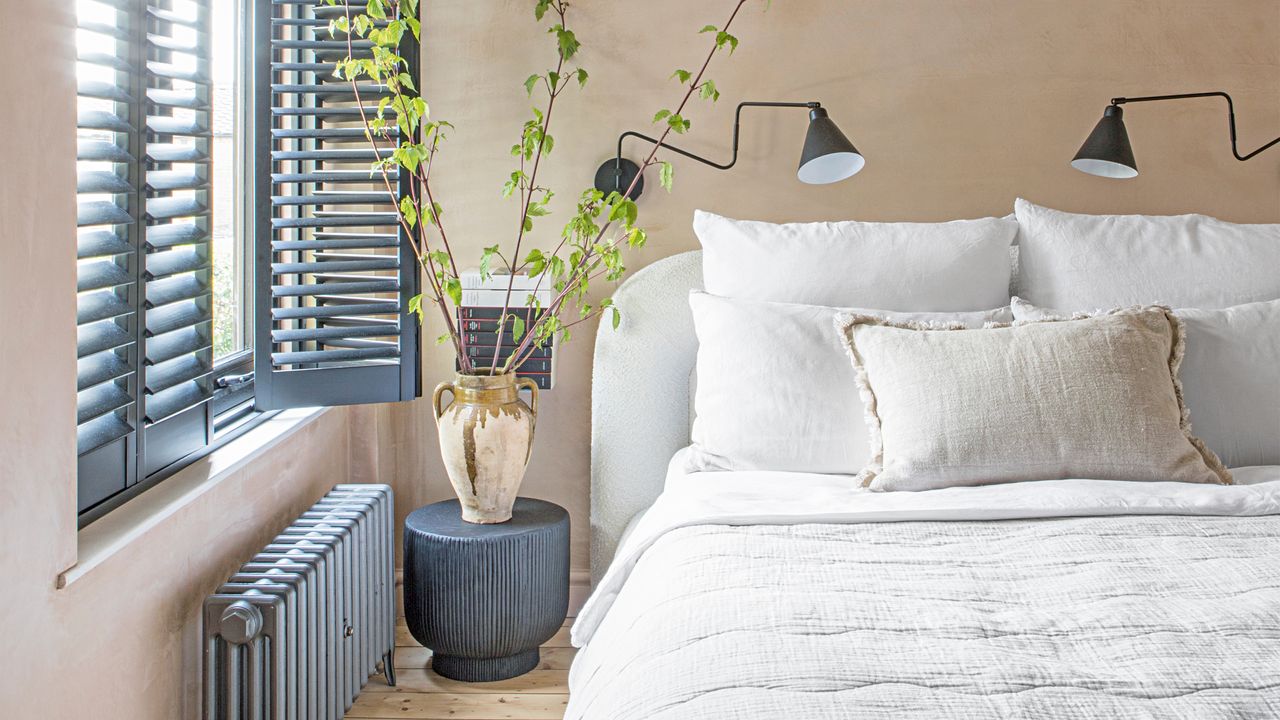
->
[202,484,396,720]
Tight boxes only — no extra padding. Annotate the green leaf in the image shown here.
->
[503,170,523,198]
[652,109,671,124]
[611,306,621,329]
[670,68,692,83]
[534,0,551,21]
[523,73,540,96]
[442,277,462,306]
[659,161,674,192]
[510,314,526,341]
[407,293,424,321]
[699,79,718,101]
[427,250,451,268]
[555,26,580,60]
[523,216,534,232]
[699,24,717,33]
[479,244,501,280]
[399,196,418,228]
[716,31,739,53]
[575,68,588,87]
[524,248,546,276]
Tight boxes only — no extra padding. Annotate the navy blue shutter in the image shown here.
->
[76,0,216,512]
[140,0,217,475]
[75,0,144,510]
[252,0,421,409]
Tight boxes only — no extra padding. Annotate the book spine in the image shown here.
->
[458,356,558,376]
[463,345,553,359]
[508,357,552,373]
[518,373,552,390]
[460,274,545,292]
[458,317,512,332]
[457,306,535,322]
[462,331,520,346]
[460,288,551,308]
[462,331,554,347]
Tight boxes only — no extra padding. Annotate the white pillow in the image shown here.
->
[1014,198,1280,310]
[688,291,1011,474]
[694,210,1017,311]
[1012,297,1280,468]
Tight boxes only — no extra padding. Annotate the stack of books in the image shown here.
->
[457,271,555,389]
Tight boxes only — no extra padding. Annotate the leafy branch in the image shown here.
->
[501,0,751,371]
[326,0,756,377]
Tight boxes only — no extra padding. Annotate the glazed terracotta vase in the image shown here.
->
[432,372,538,523]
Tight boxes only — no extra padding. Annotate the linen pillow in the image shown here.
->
[694,210,1017,310]
[1014,198,1280,310]
[688,291,1011,474]
[1012,297,1280,468]
[835,306,1231,491]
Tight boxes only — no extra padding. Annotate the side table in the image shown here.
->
[403,497,570,681]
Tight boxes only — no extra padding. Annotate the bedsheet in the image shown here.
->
[567,458,1280,719]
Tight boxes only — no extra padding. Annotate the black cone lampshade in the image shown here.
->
[1072,105,1138,178]
[798,107,865,184]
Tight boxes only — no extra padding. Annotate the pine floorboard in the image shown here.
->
[344,617,573,719]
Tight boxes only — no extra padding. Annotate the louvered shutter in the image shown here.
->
[252,1,421,409]
[76,0,216,512]
[76,0,144,509]
[139,0,216,475]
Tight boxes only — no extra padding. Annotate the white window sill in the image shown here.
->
[57,407,331,589]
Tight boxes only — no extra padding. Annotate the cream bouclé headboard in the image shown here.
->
[590,250,702,584]
[588,243,1022,583]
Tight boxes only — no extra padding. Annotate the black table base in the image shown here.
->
[404,498,570,682]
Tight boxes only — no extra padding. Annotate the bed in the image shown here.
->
[573,245,1280,719]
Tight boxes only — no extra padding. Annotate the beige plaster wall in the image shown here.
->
[393,0,1280,573]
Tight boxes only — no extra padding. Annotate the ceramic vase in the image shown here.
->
[433,372,538,523]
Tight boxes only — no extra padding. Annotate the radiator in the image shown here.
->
[202,484,396,720]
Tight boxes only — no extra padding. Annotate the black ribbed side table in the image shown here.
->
[403,498,569,682]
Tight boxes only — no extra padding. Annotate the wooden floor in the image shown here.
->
[344,616,574,719]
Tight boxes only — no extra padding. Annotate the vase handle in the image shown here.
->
[432,381,454,422]
[517,377,539,416]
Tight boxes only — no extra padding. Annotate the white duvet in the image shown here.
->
[568,452,1280,719]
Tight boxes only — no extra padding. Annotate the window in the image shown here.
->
[75,0,251,523]
[74,0,421,523]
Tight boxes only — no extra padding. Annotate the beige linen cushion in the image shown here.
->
[834,306,1231,492]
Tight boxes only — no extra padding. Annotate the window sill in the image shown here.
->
[57,406,332,589]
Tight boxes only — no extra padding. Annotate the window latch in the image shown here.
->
[216,372,255,389]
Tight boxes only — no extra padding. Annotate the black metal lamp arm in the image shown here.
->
[1110,91,1280,162]
[611,101,820,191]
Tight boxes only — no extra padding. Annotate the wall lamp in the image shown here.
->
[594,100,864,200]
[1072,91,1280,179]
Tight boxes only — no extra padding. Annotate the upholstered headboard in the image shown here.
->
[590,250,702,583]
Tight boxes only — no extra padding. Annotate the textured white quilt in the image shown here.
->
[568,462,1280,719]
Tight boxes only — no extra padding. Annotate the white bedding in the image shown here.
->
[568,451,1280,719]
